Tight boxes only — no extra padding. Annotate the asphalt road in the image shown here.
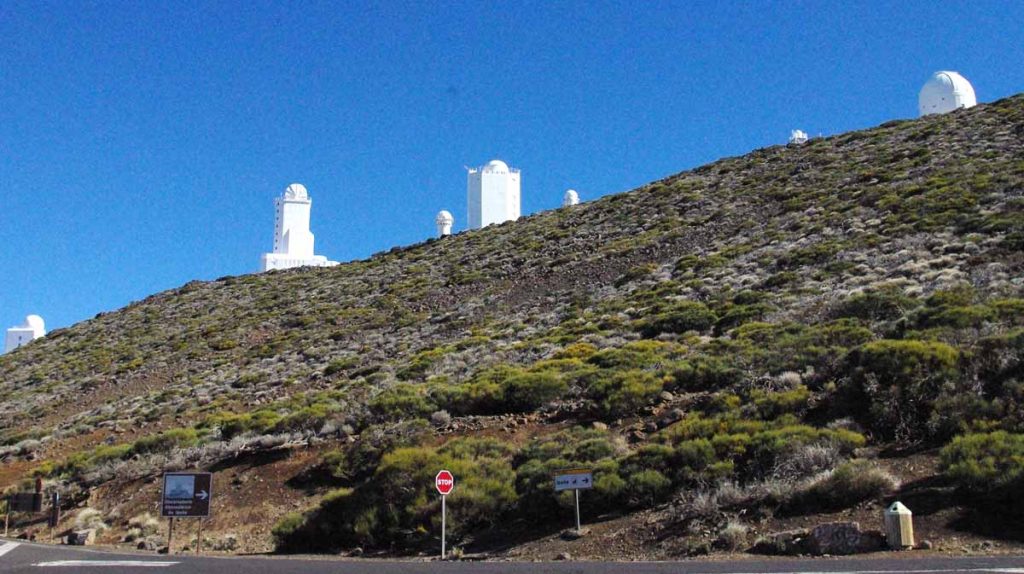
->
[3,539,1024,574]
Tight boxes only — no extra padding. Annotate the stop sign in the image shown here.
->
[435,470,455,495]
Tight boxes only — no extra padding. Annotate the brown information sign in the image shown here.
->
[160,472,212,518]
[8,493,43,513]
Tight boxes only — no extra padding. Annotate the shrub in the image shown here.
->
[74,508,108,531]
[668,356,743,392]
[586,369,663,418]
[369,384,436,421]
[131,428,199,456]
[639,301,717,337]
[626,469,672,506]
[502,371,567,411]
[790,460,898,512]
[940,431,1024,493]
[834,287,916,322]
[716,521,749,551]
[272,512,306,548]
[847,339,959,440]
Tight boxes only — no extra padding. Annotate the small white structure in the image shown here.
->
[562,189,580,207]
[260,183,338,271]
[919,71,977,117]
[435,210,454,237]
[467,159,521,229]
[788,130,809,145]
[5,315,45,353]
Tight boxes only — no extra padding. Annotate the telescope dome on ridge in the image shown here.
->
[919,71,976,117]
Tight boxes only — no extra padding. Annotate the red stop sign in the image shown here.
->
[435,470,455,495]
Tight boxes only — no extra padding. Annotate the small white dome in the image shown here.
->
[482,159,509,173]
[284,183,309,200]
[563,189,580,207]
[23,315,44,331]
[919,71,976,117]
[436,210,454,224]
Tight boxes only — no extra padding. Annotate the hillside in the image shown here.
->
[2,95,1023,558]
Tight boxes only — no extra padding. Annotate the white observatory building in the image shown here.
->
[788,130,809,145]
[919,71,977,117]
[435,210,454,237]
[563,189,580,207]
[260,183,338,271]
[467,159,521,229]
[5,315,45,354]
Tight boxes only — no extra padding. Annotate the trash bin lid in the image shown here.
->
[886,501,912,515]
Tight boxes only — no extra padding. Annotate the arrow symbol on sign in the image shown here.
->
[196,490,209,500]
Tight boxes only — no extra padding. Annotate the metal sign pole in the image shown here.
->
[167,517,174,554]
[4,499,9,537]
[196,519,203,555]
[441,495,446,559]
[575,489,581,532]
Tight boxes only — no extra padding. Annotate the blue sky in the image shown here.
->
[1,1,1022,331]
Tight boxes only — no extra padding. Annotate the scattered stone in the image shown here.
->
[561,528,590,540]
[555,552,572,561]
[807,522,883,555]
[591,422,608,431]
[919,540,934,550]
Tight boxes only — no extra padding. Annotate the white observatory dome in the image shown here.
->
[482,159,509,173]
[563,189,580,207]
[23,315,45,332]
[436,210,454,224]
[919,71,976,117]
[284,183,309,200]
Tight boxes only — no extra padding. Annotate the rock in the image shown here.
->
[919,540,934,550]
[644,422,658,433]
[561,528,590,540]
[349,547,363,557]
[808,522,869,556]
[659,408,686,427]
[591,422,608,431]
[66,529,96,546]
[752,529,810,555]
[659,391,675,402]
[555,552,572,561]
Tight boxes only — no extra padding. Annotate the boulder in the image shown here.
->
[66,529,96,546]
[806,522,885,555]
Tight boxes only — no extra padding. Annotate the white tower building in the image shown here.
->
[563,189,580,207]
[260,183,338,271]
[435,210,454,237]
[5,315,45,353]
[919,71,977,117]
[467,159,521,229]
[788,130,809,145]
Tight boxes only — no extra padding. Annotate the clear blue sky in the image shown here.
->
[1,1,1022,331]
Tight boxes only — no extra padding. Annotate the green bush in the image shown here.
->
[668,355,743,392]
[503,371,568,411]
[639,301,717,337]
[131,428,199,455]
[626,469,672,506]
[940,431,1024,492]
[369,383,436,421]
[848,339,959,440]
[586,369,663,418]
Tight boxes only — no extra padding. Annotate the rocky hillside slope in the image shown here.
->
[1,95,1023,557]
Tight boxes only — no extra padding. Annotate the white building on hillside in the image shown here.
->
[5,315,45,353]
[467,159,520,229]
[789,130,809,145]
[919,71,977,117]
[563,189,580,207]
[261,183,338,271]
[435,210,454,237]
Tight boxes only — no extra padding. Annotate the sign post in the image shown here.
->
[554,468,593,532]
[160,472,213,554]
[435,470,454,559]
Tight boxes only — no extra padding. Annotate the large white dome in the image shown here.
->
[284,183,309,200]
[435,210,454,224]
[482,159,509,173]
[919,71,976,117]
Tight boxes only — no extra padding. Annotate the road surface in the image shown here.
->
[2,538,1024,573]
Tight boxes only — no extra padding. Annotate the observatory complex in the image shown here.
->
[4,315,45,354]
[261,183,338,272]
[919,71,977,117]
[468,159,521,229]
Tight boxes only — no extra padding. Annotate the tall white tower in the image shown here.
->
[467,159,521,229]
[919,71,977,117]
[4,315,45,353]
[563,189,580,207]
[260,183,338,271]
[435,210,454,237]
